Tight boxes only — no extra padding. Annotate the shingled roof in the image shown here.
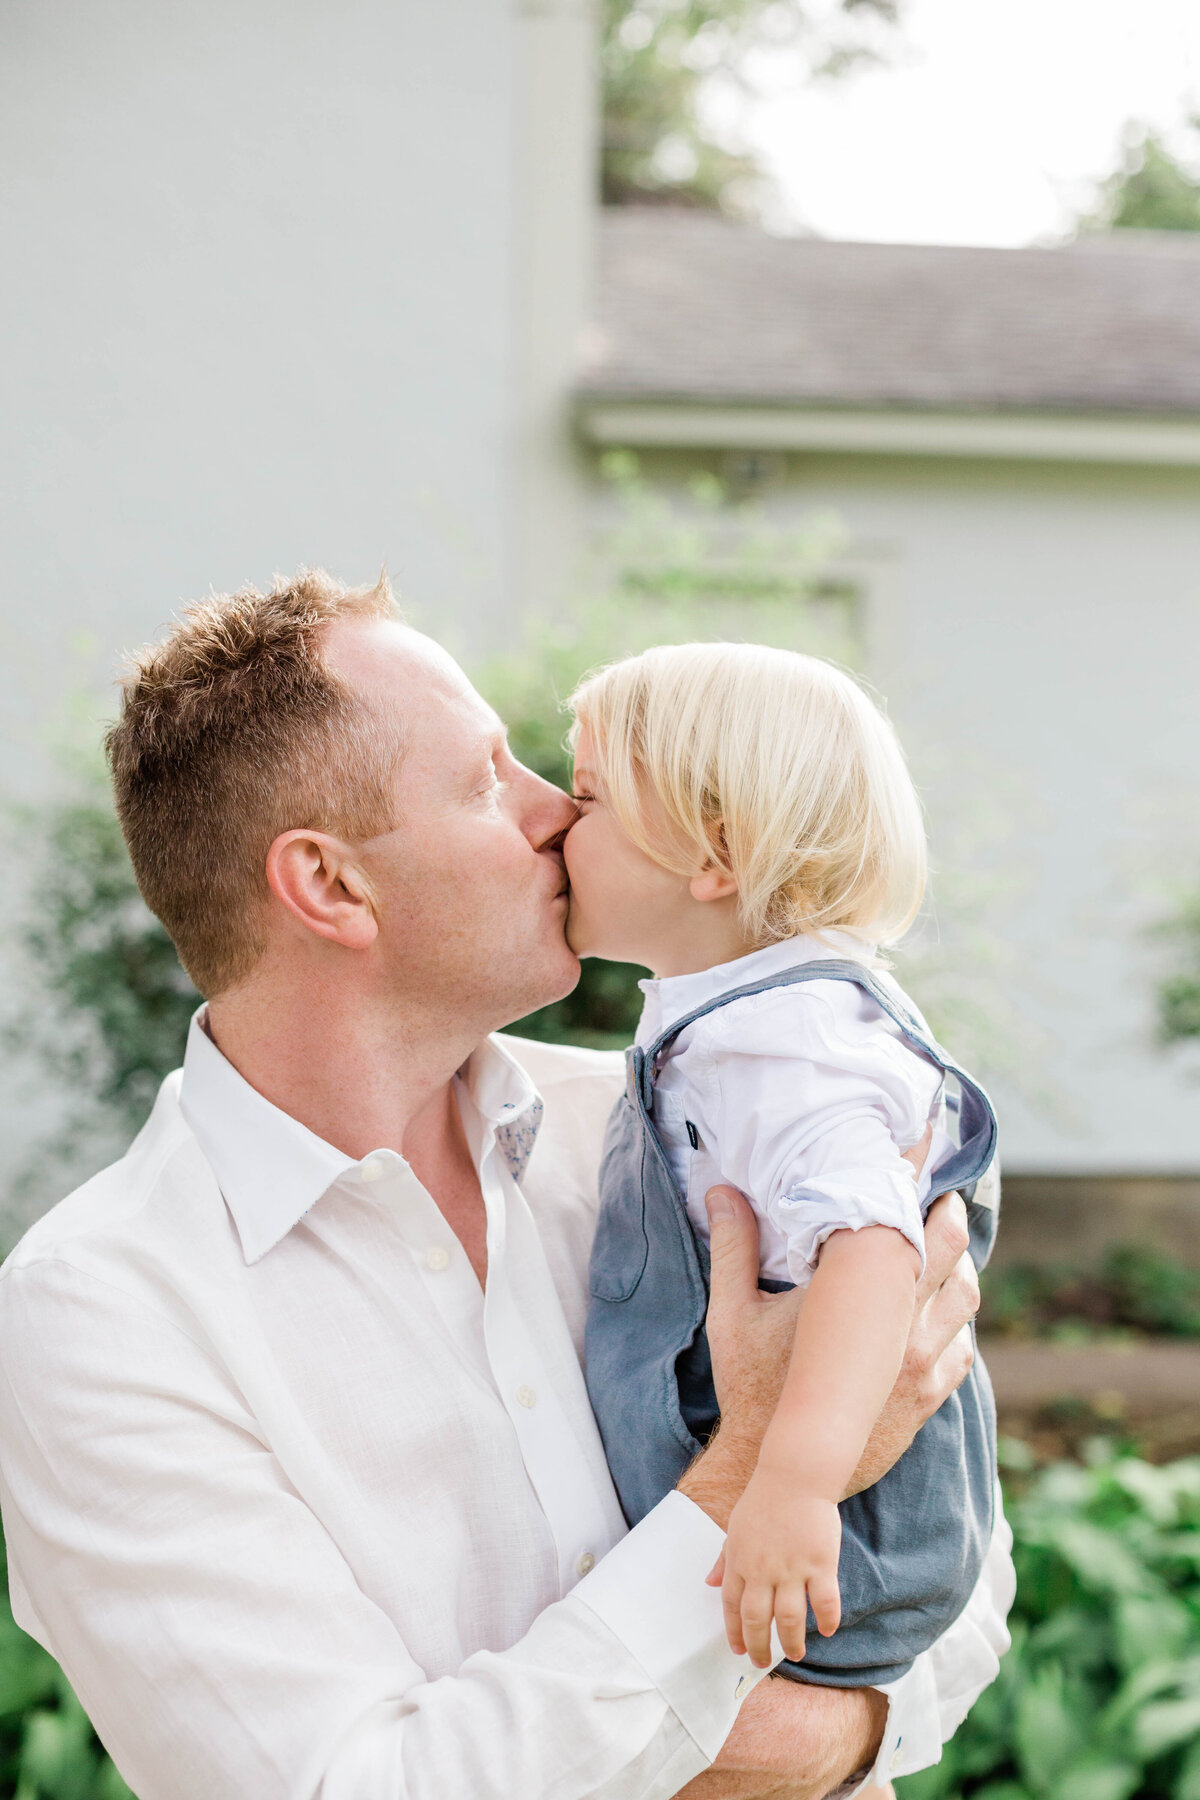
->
[583,211,1200,416]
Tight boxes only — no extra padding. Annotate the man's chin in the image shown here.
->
[490,954,581,1037]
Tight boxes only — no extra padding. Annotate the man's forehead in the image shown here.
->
[324,616,501,740]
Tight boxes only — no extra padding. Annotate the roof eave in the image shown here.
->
[574,395,1200,468]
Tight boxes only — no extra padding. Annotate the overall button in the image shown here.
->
[575,1551,595,1577]
[425,1246,451,1272]
[515,1385,537,1409]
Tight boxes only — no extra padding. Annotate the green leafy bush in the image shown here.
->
[10,774,197,1137]
[0,1537,133,1800]
[898,1450,1200,1800]
[982,1246,1200,1343]
[1156,888,1200,1047]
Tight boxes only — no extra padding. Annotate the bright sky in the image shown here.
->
[743,0,1200,245]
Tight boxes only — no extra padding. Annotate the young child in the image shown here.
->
[564,642,999,1691]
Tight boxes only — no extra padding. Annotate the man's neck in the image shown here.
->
[205,969,487,1165]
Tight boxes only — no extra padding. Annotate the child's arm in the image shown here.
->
[708,1224,922,1669]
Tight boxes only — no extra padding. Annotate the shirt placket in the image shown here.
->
[477,1140,619,1595]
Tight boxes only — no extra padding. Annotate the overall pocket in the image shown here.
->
[588,1096,651,1302]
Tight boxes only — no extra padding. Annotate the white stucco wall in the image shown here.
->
[6,0,1194,1189]
[0,0,596,1213]
[0,0,523,803]
[841,457,1200,1175]
[580,450,1200,1176]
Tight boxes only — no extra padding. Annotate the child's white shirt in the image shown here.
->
[635,931,952,1286]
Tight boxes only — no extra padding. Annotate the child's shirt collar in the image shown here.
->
[635,930,876,1052]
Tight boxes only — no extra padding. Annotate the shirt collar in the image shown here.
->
[178,1008,545,1265]
[635,929,876,1048]
[456,1031,546,1185]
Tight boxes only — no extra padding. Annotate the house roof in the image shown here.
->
[583,211,1200,417]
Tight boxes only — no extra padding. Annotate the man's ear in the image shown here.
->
[265,830,379,951]
[688,864,739,905]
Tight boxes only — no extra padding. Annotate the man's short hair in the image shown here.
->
[107,567,402,998]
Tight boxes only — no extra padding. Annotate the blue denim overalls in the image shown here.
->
[585,959,999,1688]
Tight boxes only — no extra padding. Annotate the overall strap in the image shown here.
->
[628,958,997,1206]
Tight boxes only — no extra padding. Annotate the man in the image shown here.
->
[0,570,1012,1800]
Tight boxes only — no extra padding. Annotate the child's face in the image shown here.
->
[563,729,697,970]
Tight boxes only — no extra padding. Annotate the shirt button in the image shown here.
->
[734,1674,749,1698]
[516,1385,537,1409]
[425,1246,451,1272]
[890,1745,904,1773]
[360,1158,386,1183]
[576,1551,595,1576]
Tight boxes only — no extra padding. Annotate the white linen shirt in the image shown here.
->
[637,932,953,1285]
[0,1015,1013,1800]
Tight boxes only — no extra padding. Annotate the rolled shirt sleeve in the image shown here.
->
[693,984,948,1287]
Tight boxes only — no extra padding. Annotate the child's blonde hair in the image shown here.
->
[568,642,926,947]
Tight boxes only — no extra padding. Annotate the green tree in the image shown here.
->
[600,0,905,215]
[1081,123,1200,234]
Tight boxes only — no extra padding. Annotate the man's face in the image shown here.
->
[324,618,579,1031]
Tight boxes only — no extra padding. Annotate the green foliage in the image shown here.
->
[898,1450,1200,1800]
[0,1538,132,1799]
[1081,123,1200,235]
[1156,888,1200,1046]
[10,770,197,1138]
[600,0,905,215]
[982,1245,1200,1344]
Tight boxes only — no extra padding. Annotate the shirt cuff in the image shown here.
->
[849,1481,1017,1793]
[863,1652,946,1788]
[570,1489,771,1761]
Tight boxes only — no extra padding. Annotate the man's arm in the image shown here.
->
[0,1244,775,1800]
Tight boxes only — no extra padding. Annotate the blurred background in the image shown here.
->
[2,1,1200,1795]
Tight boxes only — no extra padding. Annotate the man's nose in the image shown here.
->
[520,767,577,851]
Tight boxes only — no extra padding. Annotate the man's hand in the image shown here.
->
[678,1185,979,1528]
[676,1186,801,1529]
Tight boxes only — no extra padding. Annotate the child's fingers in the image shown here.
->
[706,1551,726,1588]
[740,1580,776,1669]
[808,1569,842,1639]
[721,1570,747,1657]
[773,1584,808,1664]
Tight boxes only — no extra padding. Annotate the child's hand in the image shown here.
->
[706,1472,842,1669]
